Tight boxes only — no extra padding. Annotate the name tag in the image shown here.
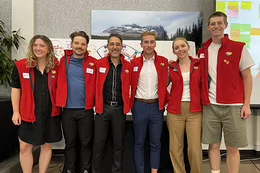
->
[22,73,30,79]
[134,66,138,72]
[99,67,106,73]
[86,68,94,74]
[199,53,205,59]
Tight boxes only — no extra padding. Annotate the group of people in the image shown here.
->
[11,11,254,173]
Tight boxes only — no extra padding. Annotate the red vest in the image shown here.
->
[167,56,202,114]
[198,35,245,105]
[131,52,169,110]
[15,58,60,122]
[56,50,96,110]
[95,54,133,114]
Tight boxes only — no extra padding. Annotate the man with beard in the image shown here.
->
[56,31,96,173]
[92,33,133,173]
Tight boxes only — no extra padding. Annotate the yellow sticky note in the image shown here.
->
[217,8,226,13]
[250,28,260,36]
[216,2,226,13]
[216,2,226,10]
[231,30,241,41]
[241,2,252,10]
[228,2,239,10]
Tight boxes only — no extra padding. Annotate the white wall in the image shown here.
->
[12,0,35,60]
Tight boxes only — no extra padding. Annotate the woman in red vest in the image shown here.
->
[167,37,202,173]
[10,35,61,173]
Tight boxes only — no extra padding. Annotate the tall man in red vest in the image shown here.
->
[198,12,255,173]
[131,31,169,173]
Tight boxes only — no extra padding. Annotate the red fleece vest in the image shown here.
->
[198,35,245,105]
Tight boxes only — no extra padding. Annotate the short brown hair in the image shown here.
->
[70,31,89,44]
[208,11,228,26]
[141,31,156,42]
[107,33,123,44]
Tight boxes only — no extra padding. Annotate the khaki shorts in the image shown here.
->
[202,104,248,148]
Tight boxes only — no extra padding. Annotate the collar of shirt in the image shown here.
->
[108,57,122,64]
[143,55,155,62]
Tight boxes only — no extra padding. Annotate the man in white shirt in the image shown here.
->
[198,11,255,173]
[130,31,169,173]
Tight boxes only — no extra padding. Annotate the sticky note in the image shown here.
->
[241,2,252,10]
[231,24,242,31]
[230,30,241,41]
[217,2,226,9]
[240,24,251,32]
[250,28,260,36]
[228,2,239,10]
[216,2,226,12]
[240,34,251,48]
[217,8,226,13]
[231,24,251,32]
[228,9,239,18]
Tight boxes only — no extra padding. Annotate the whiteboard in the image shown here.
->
[50,39,196,61]
[216,0,260,105]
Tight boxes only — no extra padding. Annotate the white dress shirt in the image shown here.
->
[135,56,158,99]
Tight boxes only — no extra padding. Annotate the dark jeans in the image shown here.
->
[92,104,126,173]
[62,108,94,173]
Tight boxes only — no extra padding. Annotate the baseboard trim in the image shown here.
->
[202,149,260,159]
[53,149,260,158]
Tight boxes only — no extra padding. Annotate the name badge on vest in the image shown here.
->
[134,66,138,72]
[99,67,106,73]
[23,73,30,79]
[199,53,205,59]
[86,68,94,74]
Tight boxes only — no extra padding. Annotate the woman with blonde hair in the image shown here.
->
[11,35,62,173]
[167,37,202,173]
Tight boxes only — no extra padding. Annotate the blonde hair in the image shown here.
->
[141,31,156,42]
[172,37,190,48]
[26,35,57,72]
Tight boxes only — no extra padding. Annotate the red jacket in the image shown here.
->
[56,50,96,110]
[167,56,202,114]
[198,34,245,105]
[15,58,60,122]
[95,54,133,114]
[131,51,169,111]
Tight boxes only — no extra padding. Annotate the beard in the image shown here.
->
[74,48,86,58]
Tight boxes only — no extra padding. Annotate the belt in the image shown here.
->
[135,98,158,104]
[105,101,123,107]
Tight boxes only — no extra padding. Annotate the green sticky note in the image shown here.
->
[240,34,250,48]
[231,24,251,32]
[240,24,251,32]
